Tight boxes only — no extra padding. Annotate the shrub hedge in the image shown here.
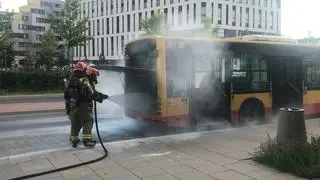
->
[0,71,64,93]
[253,135,320,179]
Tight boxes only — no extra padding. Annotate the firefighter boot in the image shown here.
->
[70,136,79,148]
[83,140,96,148]
[69,137,80,144]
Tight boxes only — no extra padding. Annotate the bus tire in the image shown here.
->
[239,98,265,125]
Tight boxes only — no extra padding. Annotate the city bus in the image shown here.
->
[100,35,320,127]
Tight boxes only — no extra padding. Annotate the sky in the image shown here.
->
[1,0,319,39]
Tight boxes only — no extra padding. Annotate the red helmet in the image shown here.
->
[74,62,87,71]
[87,66,100,76]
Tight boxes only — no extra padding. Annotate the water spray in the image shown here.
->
[8,101,108,180]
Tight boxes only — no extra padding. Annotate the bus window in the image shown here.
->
[232,54,269,92]
[304,66,320,89]
[125,39,157,70]
[166,44,188,98]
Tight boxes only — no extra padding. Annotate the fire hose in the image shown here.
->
[8,101,108,180]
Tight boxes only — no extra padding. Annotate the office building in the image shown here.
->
[75,0,281,62]
[11,0,63,65]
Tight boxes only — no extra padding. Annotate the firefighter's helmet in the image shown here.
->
[74,62,87,71]
[87,66,100,76]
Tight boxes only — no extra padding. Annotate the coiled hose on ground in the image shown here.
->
[8,101,109,180]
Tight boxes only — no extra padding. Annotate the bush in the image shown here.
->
[0,71,64,93]
[252,134,320,178]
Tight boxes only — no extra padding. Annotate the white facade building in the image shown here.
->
[75,0,281,62]
[11,0,63,64]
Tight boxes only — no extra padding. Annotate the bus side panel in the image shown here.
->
[303,90,320,115]
[231,93,272,122]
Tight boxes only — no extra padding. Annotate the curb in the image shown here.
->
[0,94,63,100]
[0,109,65,116]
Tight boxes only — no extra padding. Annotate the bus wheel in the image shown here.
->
[239,99,265,125]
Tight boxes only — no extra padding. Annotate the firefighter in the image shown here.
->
[65,61,97,148]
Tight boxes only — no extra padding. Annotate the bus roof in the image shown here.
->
[126,35,320,49]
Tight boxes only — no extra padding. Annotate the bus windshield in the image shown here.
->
[124,39,157,113]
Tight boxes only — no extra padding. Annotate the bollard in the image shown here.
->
[276,108,307,143]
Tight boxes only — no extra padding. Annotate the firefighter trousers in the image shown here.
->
[70,102,94,142]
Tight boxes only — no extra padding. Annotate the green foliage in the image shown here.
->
[0,12,13,67]
[0,71,63,92]
[253,135,320,178]
[140,9,169,35]
[50,0,91,63]
[40,28,59,68]
[203,17,219,37]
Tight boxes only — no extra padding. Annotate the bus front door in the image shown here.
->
[270,58,303,114]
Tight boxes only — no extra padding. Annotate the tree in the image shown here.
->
[140,9,169,35]
[203,17,219,38]
[21,45,37,72]
[50,0,91,66]
[39,28,58,69]
[0,12,13,68]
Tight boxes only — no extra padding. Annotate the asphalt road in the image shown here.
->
[0,111,231,159]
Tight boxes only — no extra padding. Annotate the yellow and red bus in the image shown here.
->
[102,35,320,127]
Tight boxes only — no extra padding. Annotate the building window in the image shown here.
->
[178,6,183,25]
[172,7,174,26]
[186,5,190,24]
[97,19,100,35]
[101,37,104,56]
[106,0,108,15]
[252,0,255,5]
[121,36,124,54]
[245,8,249,27]
[232,6,236,26]
[258,9,262,28]
[133,14,136,31]
[117,16,120,34]
[211,3,214,23]
[164,8,168,24]
[138,13,142,30]
[122,15,125,33]
[22,16,28,21]
[226,5,229,25]
[132,0,135,11]
[92,39,95,56]
[193,3,196,24]
[127,15,130,32]
[265,10,267,29]
[253,9,255,28]
[201,2,206,24]
[97,38,100,57]
[121,1,124,13]
[218,4,222,25]
[101,0,104,16]
[144,0,147,8]
[112,17,114,33]
[270,11,274,29]
[93,20,95,36]
[106,18,109,34]
[111,37,114,56]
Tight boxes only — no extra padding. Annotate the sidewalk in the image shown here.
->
[2,119,318,180]
[0,102,64,114]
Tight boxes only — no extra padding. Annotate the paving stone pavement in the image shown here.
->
[1,119,319,180]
